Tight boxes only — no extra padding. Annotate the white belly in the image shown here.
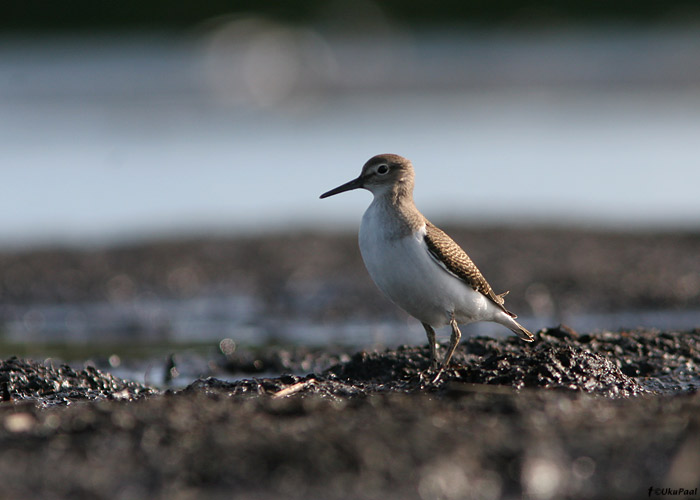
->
[359,205,494,327]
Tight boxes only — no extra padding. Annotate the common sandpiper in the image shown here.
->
[320,154,534,378]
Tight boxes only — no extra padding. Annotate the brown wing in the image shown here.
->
[423,220,516,317]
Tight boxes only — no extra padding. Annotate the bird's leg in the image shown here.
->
[421,322,439,371]
[443,315,462,370]
[432,315,462,381]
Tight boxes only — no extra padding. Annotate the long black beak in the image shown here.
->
[319,176,364,199]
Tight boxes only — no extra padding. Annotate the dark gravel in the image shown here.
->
[1,328,700,499]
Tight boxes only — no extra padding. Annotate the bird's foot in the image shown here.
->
[419,360,444,386]
[419,370,439,386]
[430,367,445,384]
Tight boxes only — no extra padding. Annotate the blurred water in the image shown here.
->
[3,294,699,349]
[6,290,700,387]
[1,26,700,248]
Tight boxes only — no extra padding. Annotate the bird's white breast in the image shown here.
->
[358,200,492,327]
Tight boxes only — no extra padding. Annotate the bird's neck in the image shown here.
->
[371,182,425,237]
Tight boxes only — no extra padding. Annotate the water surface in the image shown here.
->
[2,28,700,247]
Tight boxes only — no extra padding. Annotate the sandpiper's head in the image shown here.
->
[320,154,415,199]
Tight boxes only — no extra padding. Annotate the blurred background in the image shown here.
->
[1,0,700,384]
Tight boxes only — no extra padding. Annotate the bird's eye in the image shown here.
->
[376,164,389,175]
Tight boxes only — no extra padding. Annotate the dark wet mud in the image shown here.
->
[0,356,156,407]
[2,328,700,500]
[215,326,699,397]
[2,228,699,320]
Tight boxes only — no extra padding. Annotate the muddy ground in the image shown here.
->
[1,228,700,499]
[1,327,700,500]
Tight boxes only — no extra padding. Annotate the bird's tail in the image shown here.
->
[500,315,535,342]
[511,322,535,342]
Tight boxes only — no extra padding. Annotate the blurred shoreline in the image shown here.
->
[1,226,698,361]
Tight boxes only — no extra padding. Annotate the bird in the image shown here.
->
[320,153,534,377]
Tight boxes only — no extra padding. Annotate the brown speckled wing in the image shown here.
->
[423,220,515,317]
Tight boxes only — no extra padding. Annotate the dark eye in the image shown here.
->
[376,164,389,175]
